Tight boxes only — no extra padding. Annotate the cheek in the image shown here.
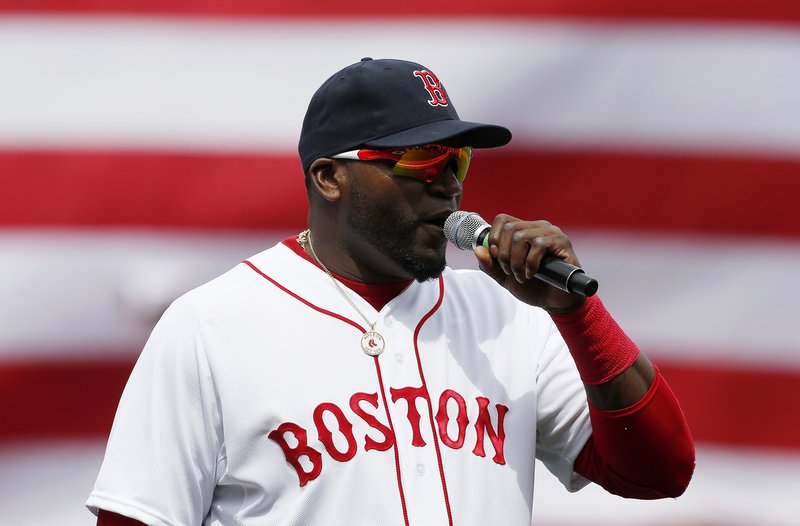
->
[350,165,427,219]
[373,182,422,218]
[348,178,409,226]
[390,179,431,210]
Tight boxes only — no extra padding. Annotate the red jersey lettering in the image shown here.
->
[435,389,469,449]
[268,422,323,486]
[390,386,428,447]
[350,392,395,452]
[313,402,357,462]
[472,397,509,465]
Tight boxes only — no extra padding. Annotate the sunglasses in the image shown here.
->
[330,144,473,183]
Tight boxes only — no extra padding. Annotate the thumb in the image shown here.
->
[475,246,505,285]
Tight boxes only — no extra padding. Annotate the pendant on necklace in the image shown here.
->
[361,330,385,356]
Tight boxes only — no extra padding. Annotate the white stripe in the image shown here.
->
[574,232,800,367]
[457,231,800,368]
[1,442,797,525]
[1,16,800,155]
[0,229,280,357]
[2,229,798,369]
[533,445,800,524]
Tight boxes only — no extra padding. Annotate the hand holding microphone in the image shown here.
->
[444,211,598,302]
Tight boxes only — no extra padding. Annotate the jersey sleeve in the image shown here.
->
[86,298,223,525]
[533,310,593,492]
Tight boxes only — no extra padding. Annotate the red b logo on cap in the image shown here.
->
[413,69,449,107]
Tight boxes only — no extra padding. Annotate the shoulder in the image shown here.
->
[174,242,294,313]
[442,266,502,290]
[144,242,309,336]
[441,266,518,305]
[441,266,554,325]
[136,243,306,359]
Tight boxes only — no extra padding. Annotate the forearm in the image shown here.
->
[550,295,695,497]
[549,295,651,408]
[585,355,655,410]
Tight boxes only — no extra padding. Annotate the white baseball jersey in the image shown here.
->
[87,240,592,525]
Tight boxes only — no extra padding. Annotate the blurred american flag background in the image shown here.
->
[1,1,799,524]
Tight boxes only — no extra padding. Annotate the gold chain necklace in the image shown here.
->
[298,229,386,357]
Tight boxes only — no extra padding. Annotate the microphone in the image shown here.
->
[443,211,598,297]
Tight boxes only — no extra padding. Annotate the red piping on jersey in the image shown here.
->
[411,275,454,526]
[243,260,366,333]
[373,356,410,526]
[243,258,410,524]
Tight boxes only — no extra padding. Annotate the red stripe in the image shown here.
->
[0,353,798,450]
[0,358,133,441]
[0,151,302,230]
[3,149,800,238]
[242,260,366,334]
[373,358,410,526]
[1,0,798,25]
[411,276,454,526]
[247,259,411,523]
[465,149,800,239]
[657,359,800,452]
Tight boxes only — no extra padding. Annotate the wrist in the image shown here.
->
[544,295,586,314]
[549,295,640,385]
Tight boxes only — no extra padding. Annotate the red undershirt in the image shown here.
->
[95,236,694,525]
[283,236,413,311]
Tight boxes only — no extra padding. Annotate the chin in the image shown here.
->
[405,248,447,282]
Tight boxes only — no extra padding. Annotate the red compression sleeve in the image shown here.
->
[550,295,695,497]
[549,295,639,384]
[97,510,148,526]
[574,367,695,499]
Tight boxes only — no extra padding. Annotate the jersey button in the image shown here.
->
[416,463,426,477]
[384,317,394,328]
[394,353,405,365]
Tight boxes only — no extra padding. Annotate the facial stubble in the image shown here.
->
[346,182,447,282]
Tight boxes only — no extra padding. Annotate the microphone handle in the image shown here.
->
[475,226,598,297]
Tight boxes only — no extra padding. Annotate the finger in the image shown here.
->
[528,231,581,269]
[509,230,534,283]
[475,246,505,285]
[524,235,548,279]
[474,245,493,272]
[494,217,556,280]
[489,214,518,277]
[485,213,514,252]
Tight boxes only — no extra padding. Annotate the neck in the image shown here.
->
[288,234,412,311]
[301,227,413,284]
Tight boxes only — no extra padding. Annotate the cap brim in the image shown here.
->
[363,119,512,150]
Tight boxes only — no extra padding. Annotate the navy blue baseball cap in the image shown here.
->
[299,57,512,173]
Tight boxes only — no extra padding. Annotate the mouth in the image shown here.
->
[422,216,447,230]
[420,211,453,231]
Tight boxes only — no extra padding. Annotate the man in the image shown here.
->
[88,58,694,525]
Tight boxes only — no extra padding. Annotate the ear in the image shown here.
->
[308,158,348,202]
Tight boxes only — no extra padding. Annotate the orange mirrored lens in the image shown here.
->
[392,146,472,183]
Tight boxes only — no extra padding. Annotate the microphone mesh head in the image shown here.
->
[443,211,488,250]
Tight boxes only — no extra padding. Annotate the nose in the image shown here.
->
[428,164,462,199]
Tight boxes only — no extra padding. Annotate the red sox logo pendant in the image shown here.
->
[361,330,385,356]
